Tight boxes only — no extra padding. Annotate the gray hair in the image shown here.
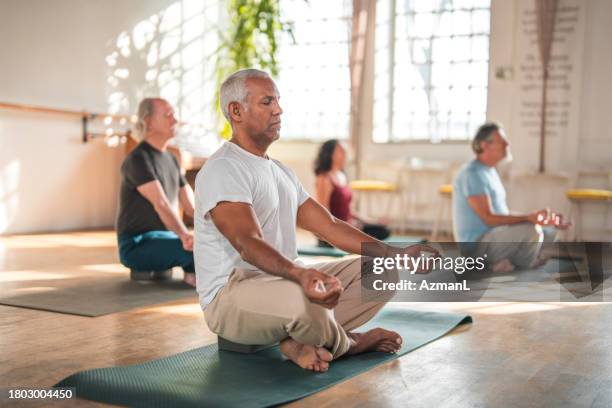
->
[472,122,501,154]
[135,97,161,138]
[219,69,271,122]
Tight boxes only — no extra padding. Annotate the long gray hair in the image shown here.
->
[135,97,161,138]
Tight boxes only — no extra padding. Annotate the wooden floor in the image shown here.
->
[1,230,611,407]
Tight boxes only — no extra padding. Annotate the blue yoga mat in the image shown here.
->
[56,306,471,407]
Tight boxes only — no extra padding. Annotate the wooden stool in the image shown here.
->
[566,188,612,241]
[431,184,453,241]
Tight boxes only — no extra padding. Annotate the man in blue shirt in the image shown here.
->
[453,123,569,272]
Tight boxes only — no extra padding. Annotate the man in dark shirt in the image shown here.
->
[116,98,196,287]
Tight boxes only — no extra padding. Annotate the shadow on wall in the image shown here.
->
[104,0,222,156]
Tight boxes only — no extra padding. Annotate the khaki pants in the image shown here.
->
[204,257,393,359]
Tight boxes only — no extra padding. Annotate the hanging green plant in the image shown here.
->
[214,0,299,139]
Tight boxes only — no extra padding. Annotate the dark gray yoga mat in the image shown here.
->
[56,306,472,407]
[0,273,196,316]
[298,235,427,258]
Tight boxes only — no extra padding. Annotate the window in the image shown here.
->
[106,0,351,148]
[373,0,491,143]
[276,0,352,141]
[106,0,223,156]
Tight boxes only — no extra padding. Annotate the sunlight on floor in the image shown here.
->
[147,302,202,317]
[0,231,117,249]
[80,263,129,274]
[0,271,72,282]
[12,286,58,294]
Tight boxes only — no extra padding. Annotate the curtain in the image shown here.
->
[534,0,559,173]
[348,0,373,179]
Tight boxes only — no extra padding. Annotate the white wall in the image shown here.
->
[488,0,612,239]
[0,0,198,234]
[0,110,123,233]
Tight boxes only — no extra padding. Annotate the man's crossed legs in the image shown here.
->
[118,230,196,286]
[204,257,400,372]
[471,222,560,273]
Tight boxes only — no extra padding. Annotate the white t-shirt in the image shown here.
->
[194,142,310,309]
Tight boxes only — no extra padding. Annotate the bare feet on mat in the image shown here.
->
[280,338,333,372]
[347,328,403,355]
[183,272,197,287]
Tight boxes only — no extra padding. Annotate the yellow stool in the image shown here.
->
[350,179,398,192]
[438,184,453,195]
[349,179,398,221]
[566,189,612,240]
[431,184,453,241]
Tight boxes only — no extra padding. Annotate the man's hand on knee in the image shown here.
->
[298,268,343,309]
[180,232,194,251]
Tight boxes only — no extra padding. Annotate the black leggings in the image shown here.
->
[317,223,391,247]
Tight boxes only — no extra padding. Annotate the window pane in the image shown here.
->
[432,63,453,88]
[470,61,489,87]
[414,12,437,38]
[432,37,453,62]
[453,0,474,9]
[472,9,490,33]
[374,0,491,142]
[397,0,436,14]
[412,39,431,64]
[277,0,351,141]
[470,87,488,115]
[436,12,453,37]
[472,35,489,61]
[452,37,472,62]
[454,62,473,87]
[452,11,472,36]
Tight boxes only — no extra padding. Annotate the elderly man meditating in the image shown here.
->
[453,122,569,272]
[116,98,196,286]
[194,69,437,372]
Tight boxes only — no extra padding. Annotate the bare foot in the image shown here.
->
[491,258,515,274]
[347,328,403,355]
[183,273,197,287]
[280,338,333,372]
